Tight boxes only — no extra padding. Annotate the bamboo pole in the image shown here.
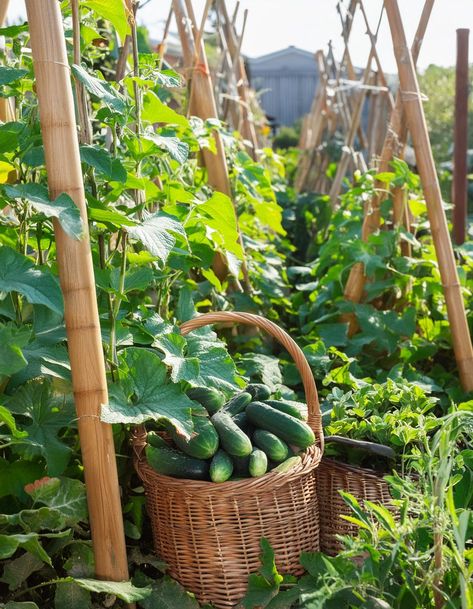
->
[0,0,8,28]
[344,0,435,304]
[25,0,129,581]
[385,0,473,391]
[218,0,258,159]
[328,5,385,208]
[172,0,250,291]
[453,28,469,245]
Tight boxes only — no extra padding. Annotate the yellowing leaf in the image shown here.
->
[0,160,16,184]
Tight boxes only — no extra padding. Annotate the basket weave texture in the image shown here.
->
[133,312,324,608]
[316,458,392,556]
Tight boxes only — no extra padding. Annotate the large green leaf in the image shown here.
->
[0,66,28,86]
[142,91,189,127]
[141,132,189,164]
[152,331,200,383]
[0,532,51,564]
[240,539,283,609]
[0,506,68,532]
[237,353,282,391]
[8,340,71,389]
[184,331,239,391]
[195,192,243,259]
[26,477,87,526]
[127,212,186,264]
[6,381,75,475]
[80,145,127,182]
[0,459,44,501]
[0,247,63,314]
[82,0,130,41]
[54,582,91,609]
[73,578,151,602]
[0,323,30,376]
[71,65,126,115]
[101,348,194,436]
[139,576,200,609]
[0,405,28,439]
[4,184,84,240]
[0,552,44,591]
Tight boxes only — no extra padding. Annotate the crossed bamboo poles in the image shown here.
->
[18,0,473,594]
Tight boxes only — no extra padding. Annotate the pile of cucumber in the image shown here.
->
[145,383,316,483]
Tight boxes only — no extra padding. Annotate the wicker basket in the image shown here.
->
[317,438,394,556]
[133,311,324,609]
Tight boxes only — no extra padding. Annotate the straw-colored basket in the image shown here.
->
[133,311,324,608]
[316,458,393,556]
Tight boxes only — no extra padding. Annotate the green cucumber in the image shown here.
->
[187,386,225,415]
[272,456,302,473]
[264,399,307,421]
[211,410,252,457]
[210,450,233,483]
[249,448,268,477]
[246,383,272,401]
[146,444,209,480]
[224,391,252,416]
[246,401,315,449]
[233,411,251,432]
[147,431,169,449]
[171,412,219,459]
[231,455,250,476]
[252,429,289,462]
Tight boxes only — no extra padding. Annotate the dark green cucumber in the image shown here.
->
[147,431,169,449]
[272,456,302,473]
[264,399,307,421]
[186,386,225,415]
[246,401,315,449]
[223,391,252,416]
[211,410,252,457]
[252,429,289,462]
[231,454,250,476]
[146,444,209,480]
[249,448,268,477]
[171,412,219,459]
[246,383,272,401]
[210,449,233,483]
[233,411,251,432]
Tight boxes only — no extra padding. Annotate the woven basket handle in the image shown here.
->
[180,311,324,452]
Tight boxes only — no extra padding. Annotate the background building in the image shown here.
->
[246,46,319,128]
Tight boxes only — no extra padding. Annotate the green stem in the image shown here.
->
[11,577,69,599]
[109,231,127,375]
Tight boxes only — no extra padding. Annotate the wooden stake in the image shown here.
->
[173,0,251,291]
[344,0,435,304]
[25,0,129,580]
[0,0,8,28]
[385,0,473,391]
[453,28,469,245]
[329,4,385,208]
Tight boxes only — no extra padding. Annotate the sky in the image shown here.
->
[7,1,473,74]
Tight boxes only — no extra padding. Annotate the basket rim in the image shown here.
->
[136,444,322,496]
[319,456,392,481]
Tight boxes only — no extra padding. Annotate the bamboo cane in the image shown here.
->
[385,0,473,391]
[172,0,250,291]
[218,0,258,159]
[0,0,8,28]
[344,0,435,304]
[25,0,129,581]
[329,5,385,208]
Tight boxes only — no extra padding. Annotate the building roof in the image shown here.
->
[247,46,317,74]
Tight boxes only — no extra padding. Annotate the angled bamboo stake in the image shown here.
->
[218,0,258,159]
[25,0,129,581]
[0,0,8,29]
[385,0,473,392]
[344,0,435,304]
[329,4,385,208]
[172,0,251,291]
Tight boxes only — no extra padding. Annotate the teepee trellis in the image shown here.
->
[172,0,251,292]
[25,0,129,581]
[344,0,435,304]
[384,0,473,392]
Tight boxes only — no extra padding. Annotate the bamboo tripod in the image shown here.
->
[26,0,129,582]
[172,0,251,292]
[383,0,473,391]
[344,0,435,304]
